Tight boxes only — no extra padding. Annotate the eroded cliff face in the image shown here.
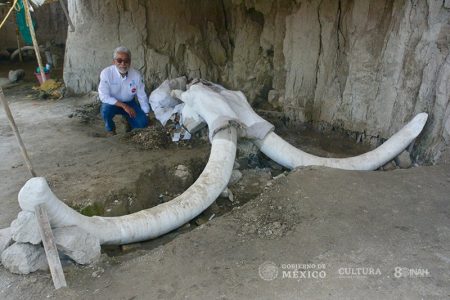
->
[63,0,450,162]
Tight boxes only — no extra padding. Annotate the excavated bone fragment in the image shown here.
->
[11,211,41,245]
[53,226,101,265]
[174,164,193,186]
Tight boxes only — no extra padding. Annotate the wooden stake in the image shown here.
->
[15,9,23,63]
[0,87,36,177]
[58,0,74,32]
[35,204,67,290]
[23,0,46,83]
[15,27,23,63]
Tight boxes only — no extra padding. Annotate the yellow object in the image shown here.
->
[37,79,61,92]
[32,79,64,99]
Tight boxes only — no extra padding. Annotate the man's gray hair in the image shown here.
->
[113,46,131,59]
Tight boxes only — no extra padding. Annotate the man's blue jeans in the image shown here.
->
[101,100,148,132]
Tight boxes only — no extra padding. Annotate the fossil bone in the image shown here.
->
[254,113,428,170]
[17,81,429,245]
[19,127,237,245]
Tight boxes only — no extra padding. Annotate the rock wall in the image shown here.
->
[0,1,68,49]
[63,0,450,163]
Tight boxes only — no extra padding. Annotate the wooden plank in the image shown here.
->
[0,87,36,177]
[35,204,67,289]
[23,0,46,83]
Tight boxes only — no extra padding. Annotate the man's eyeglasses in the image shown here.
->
[115,58,130,64]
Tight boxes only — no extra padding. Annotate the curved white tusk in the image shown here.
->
[10,46,44,61]
[18,127,237,245]
[254,113,428,171]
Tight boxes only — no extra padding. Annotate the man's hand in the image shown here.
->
[115,101,136,118]
[123,104,136,118]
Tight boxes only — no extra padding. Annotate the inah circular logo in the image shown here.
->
[259,261,279,281]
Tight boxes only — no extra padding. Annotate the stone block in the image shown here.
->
[1,243,47,274]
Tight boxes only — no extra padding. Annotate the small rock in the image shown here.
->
[273,173,286,180]
[220,188,230,198]
[233,161,241,170]
[0,227,12,255]
[195,217,208,226]
[228,170,243,186]
[267,90,279,103]
[8,69,25,83]
[237,141,259,160]
[91,267,104,278]
[394,150,412,169]
[11,211,41,245]
[228,190,234,202]
[382,160,397,171]
[174,164,193,186]
[53,226,101,265]
[1,243,47,274]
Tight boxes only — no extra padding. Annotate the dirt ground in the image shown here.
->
[1,74,449,299]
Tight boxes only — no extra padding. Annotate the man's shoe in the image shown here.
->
[105,130,116,137]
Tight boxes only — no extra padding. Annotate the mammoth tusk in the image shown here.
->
[254,113,428,171]
[18,127,237,245]
[10,46,44,61]
[16,78,430,246]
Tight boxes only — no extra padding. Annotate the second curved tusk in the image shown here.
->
[254,113,428,171]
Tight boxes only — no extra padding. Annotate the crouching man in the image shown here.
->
[98,46,150,136]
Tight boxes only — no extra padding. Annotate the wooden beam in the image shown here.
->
[0,87,36,177]
[22,0,46,83]
[35,204,67,290]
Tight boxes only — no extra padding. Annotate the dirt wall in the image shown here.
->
[63,0,450,163]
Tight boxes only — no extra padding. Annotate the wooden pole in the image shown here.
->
[0,87,36,177]
[35,204,67,289]
[0,87,68,289]
[22,0,46,83]
[15,27,23,63]
[58,0,74,32]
